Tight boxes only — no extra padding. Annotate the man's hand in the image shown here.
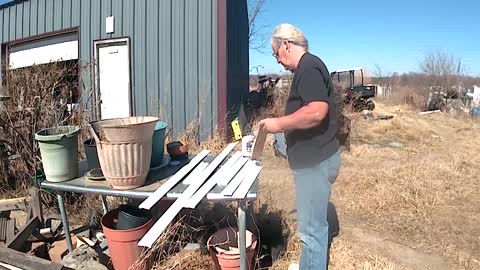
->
[258,118,284,134]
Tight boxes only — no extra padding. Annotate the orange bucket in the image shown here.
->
[101,208,153,270]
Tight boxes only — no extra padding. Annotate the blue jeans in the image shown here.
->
[291,150,341,270]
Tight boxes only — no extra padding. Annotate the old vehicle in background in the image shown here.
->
[331,67,376,111]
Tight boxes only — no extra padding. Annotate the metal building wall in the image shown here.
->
[226,0,249,124]
[0,0,220,138]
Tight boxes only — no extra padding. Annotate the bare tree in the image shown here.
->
[372,64,396,90]
[419,51,464,98]
[373,64,384,78]
[248,0,268,53]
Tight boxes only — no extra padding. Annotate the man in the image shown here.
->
[258,24,341,270]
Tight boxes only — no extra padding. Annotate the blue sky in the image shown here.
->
[251,0,480,76]
[1,0,478,76]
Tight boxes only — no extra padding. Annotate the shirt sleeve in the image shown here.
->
[297,67,330,105]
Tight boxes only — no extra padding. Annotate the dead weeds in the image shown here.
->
[258,100,480,270]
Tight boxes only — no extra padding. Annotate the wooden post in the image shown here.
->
[6,219,15,243]
[29,188,44,224]
[0,197,28,213]
[251,123,267,161]
[0,245,65,270]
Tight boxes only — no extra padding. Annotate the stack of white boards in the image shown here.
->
[137,142,262,248]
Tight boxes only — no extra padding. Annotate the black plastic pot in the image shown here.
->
[116,205,151,230]
[84,139,100,170]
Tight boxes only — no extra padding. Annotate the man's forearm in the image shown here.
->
[277,102,328,132]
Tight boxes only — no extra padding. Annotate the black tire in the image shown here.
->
[366,101,375,111]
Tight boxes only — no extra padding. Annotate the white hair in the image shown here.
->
[271,23,309,51]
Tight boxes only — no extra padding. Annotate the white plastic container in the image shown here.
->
[241,135,255,157]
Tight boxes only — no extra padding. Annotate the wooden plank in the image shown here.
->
[0,245,64,270]
[217,157,248,186]
[0,198,28,212]
[232,164,262,199]
[181,161,209,185]
[29,188,43,224]
[138,202,183,248]
[0,263,13,270]
[183,151,242,198]
[220,161,256,196]
[138,150,210,210]
[207,164,251,200]
[6,219,15,243]
[138,143,238,248]
[185,157,248,208]
[179,142,238,200]
[222,151,242,168]
[6,217,40,251]
[251,123,267,160]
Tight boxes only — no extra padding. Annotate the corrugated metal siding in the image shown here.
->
[30,0,37,35]
[199,0,214,140]
[171,0,185,136]
[158,0,172,132]
[133,0,146,116]
[22,0,30,36]
[146,0,159,118]
[0,0,221,138]
[185,0,198,134]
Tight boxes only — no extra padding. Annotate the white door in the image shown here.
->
[97,42,131,120]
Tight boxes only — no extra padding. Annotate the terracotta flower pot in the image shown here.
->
[101,208,153,270]
[207,227,258,270]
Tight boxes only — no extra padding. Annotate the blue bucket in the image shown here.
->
[151,121,168,168]
[471,107,480,118]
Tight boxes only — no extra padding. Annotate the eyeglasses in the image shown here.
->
[272,46,280,58]
[272,39,291,58]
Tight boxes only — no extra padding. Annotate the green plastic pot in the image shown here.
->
[35,126,80,182]
[150,121,168,168]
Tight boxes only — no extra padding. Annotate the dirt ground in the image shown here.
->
[262,101,480,270]
[156,101,479,269]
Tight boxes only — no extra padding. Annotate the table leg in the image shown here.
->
[58,192,74,253]
[238,200,247,270]
[100,195,109,214]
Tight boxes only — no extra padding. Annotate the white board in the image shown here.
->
[182,161,209,185]
[185,157,248,208]
[138,150,210,210]
[179,142,238,200]
[138,143,238,247]
[217,157,248,186]
[232,164,262,199]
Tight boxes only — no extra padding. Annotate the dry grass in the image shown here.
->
[269,218,408,270]
[257,101,480,270]
[16,72,475,269]
[334,102,480,269]
[0,61,90,198]
[166,120,229,156]
[382,86,429,110]
[133,217,194,270]
[59,97,479,269]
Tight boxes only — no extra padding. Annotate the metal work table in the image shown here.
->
[40,156,258,270]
